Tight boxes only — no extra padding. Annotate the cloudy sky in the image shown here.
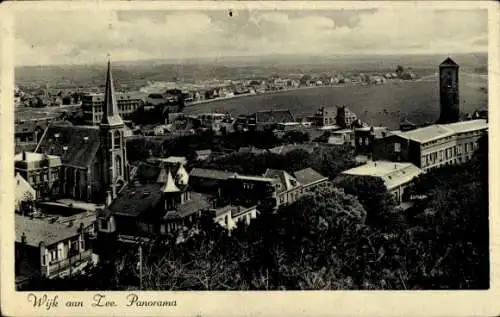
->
[14,7,487,66]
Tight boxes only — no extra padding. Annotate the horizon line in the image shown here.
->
[15,51,488,68]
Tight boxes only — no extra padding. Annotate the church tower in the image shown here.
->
[437,57,460,124]
[100,59,128,199]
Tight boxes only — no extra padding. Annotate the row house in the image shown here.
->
[15,215,96,286]
[374,119,487,172]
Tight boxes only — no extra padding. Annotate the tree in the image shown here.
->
[335,175,395,229]
[396,65,405,76]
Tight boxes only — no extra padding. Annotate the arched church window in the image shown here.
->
[115,155,122,179]
[114,130,121,149]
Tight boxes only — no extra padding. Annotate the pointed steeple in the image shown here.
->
[101,58,124,127]
[175,164,189,186]
[161,169,180,193]
[157,164,168,183]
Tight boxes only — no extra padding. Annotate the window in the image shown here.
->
[394,142,401,153]
[100,219,108,230]
[50,250,57,262]
[224,215,229,226]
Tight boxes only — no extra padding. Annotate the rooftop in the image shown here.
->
[189,168,237,181]
[440,57,459,67]
[268,143,316,155]
[294,167,328,186]
[391,125,455,144]
[233,174,276,183]
[110,183,163,217]
[444,119,488,134]
[14,152,61,163]
[35,123,100,168]
[253,109,295,123]
[264,169,300,193]
[341,161,424,190]
[168,192,212,219]
[391,120,487,144]
[16,214,95,247]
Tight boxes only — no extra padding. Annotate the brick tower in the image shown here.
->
[437,57,460,124]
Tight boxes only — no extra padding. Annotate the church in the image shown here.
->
[34,60,129,203]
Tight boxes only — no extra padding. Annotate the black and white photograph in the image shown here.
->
[1,1,496,314]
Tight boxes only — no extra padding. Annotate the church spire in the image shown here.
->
[101,58,124,126]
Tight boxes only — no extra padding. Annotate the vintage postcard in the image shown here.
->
[0,1,499,316]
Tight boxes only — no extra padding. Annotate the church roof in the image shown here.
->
[101,60,124,127]
[35,123,101,169]
[440,57,458,67]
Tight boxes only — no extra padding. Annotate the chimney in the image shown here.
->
[21,232,27,244]
[394,164,397,169]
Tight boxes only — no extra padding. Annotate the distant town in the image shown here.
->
[14,56,489,291]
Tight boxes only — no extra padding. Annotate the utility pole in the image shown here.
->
[138,244,143,290]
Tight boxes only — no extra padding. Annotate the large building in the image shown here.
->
[437,57,460,124]
[81,92,145,126]
[236,109,296,131]
[15,152,62,199]
[374,119,487,172]
[15,214,96,284]
[34,60,129,202]
[340,161,424,205]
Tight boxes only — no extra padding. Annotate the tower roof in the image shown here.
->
[440,57,459,67]
[156,165,168,183]
[161,169,180,193]
[101,59,124,127]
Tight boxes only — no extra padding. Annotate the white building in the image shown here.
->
[340,161,424,205]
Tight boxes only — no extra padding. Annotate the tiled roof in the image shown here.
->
[254,109,295,123]
[170,192,212,218]
[110,183,163,217]
[263,169,300,193]
[16,214,94,247]
[35,124,101,168]
[341,161,424,190]
[189,168,237,181]
[294,168,328,186]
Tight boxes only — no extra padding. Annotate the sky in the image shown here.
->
[14,7,488,66]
